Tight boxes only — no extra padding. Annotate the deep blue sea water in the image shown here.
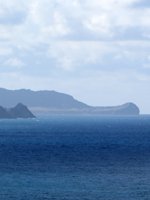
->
[0,115,150,200]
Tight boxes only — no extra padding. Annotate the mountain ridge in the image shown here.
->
[0,88,140,115]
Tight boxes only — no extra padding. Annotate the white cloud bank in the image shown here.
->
[0,0,150,113]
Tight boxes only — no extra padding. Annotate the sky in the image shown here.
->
[0,0,150,113]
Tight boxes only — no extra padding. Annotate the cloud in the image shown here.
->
[0,0,27,25]
[0,0,150,45]
[0,46,12,56]
[45,40,150,73]
[0,0,149,56]
[4,57,25,68]
[0,0,150,112]
[47,41,115,71]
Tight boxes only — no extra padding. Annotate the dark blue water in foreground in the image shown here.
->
[0,115,150,200]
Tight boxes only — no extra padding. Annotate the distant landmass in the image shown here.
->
[0,88,140,115]
[0,103,35,119]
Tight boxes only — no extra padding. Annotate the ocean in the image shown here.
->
[0,115,150,200]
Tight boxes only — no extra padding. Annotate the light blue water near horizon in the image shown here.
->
[0,115,150,200]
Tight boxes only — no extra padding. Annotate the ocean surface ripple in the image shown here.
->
[0,115,150,200]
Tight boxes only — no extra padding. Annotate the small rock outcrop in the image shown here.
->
[0,103,35,119]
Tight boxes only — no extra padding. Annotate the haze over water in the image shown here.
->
[0,115,150,200]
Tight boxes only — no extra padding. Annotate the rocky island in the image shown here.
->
[0,103,35,119]
[0,88,140,115]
